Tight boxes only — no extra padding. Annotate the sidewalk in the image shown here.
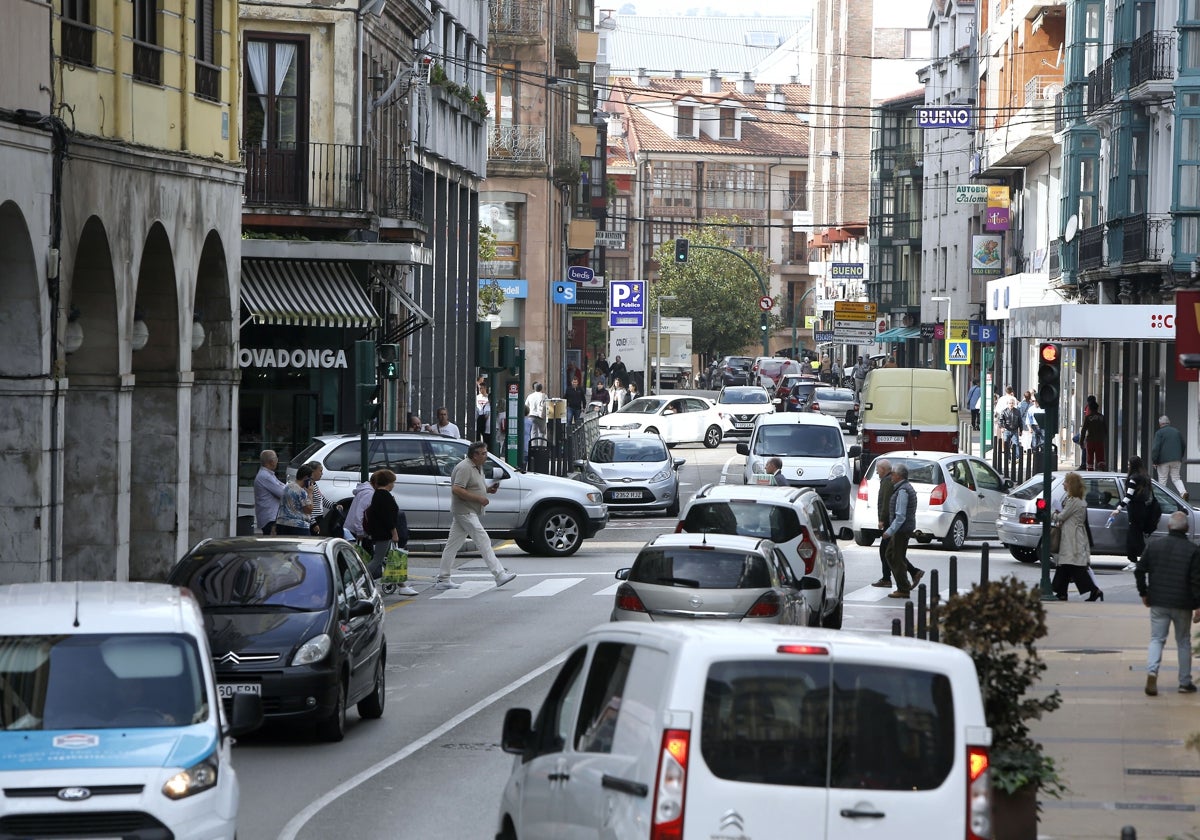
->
[1034,601,1200,839]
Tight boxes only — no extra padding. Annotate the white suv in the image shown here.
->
[497,622,993,840]
[290,434,608,556]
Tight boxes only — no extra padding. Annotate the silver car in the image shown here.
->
[812,386,859,432]
[573,432,684,516]
[612,532,814,625]
[995,471,1198,563]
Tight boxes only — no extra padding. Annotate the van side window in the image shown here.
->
[574,642,635,753]
[531,647,587,757]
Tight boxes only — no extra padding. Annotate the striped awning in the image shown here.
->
[876,327,921,342]
[241,260,380,328]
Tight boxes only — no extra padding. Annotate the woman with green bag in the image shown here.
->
[364,469,417,596]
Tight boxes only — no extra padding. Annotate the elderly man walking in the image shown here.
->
[881,462,919,599]
[1152,415,1188,500]
[871,458,923,589]
[1134,511,1200,696]
[253,450,285,535]
[435,442,517,590]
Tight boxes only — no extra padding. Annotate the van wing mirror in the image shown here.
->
[227,691,264,737]
[736,442,750,456]
[847,445,862,458]
[501,707,534,754]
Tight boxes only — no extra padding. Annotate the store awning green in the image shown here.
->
[875,327,921,342]
[241,260,380,328]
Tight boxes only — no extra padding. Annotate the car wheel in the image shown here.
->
[316,681,347,742]
[515,538,536,553]
[942,514,968,550]
[532,506,584,556]
[356,655,386,719]
[665,494,680,517]
[1008,544,1040,564]
[821,597,844,630]
[703,425,723,448]
[853,530,875,547]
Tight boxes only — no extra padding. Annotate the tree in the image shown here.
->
[652,219,780,361]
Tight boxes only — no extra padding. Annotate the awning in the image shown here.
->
[876,327,921,342]
[241,260,380,328]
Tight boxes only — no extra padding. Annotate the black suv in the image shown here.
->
[703,356,754,388]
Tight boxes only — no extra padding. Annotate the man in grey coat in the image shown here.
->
[1134,511,1200,696]
[1151,415,1188,499]
[881,463,918,599]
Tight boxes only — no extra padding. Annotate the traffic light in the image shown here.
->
[1035,497,1049,523]
[377,343,400,380]
[674,238,689,264]
[355,340,380,425]
[1037,342,1061,409]
[475,321,493,369]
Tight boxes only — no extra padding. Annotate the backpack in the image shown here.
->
[1001,405,1021,433]
[1142,492,1163,534]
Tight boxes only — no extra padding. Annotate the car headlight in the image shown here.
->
[585,470,606,485]
[586,491,603,504]
[292,633,332,666]
[830,463,846,478]
[749,459,765,474]
[651,466,673,483]
[162,754,219,800]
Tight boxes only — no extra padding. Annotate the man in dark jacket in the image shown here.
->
[1134,511,1200,695]
[1151,415,1188,499]
[881,463,919,599]
[871,458,923,589]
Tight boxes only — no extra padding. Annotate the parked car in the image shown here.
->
[572,431,685,516]
[738,413,860,519]
[598,396,732,448]
[611,532,815,625]
[497,623,992,840]
[168,535,386,742]
[752,355,804,389]
[713,385,775,437]
[851,451,1013,550]
[995,471,1199,563]
[290,433,607,556]
[677,484,851,628]
[775,373,820,412]
[703,355,754,388]
[812,385,859,432]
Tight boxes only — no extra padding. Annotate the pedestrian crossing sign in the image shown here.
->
[946,340,971,365]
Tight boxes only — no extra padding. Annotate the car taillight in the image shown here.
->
[796,527,817,574]
[857,477,870,501]
[1018,513,1038,525]
[614,583,647,613]
[651,729,690,840]
[929,483,948,505]
[745,591,783,618]
[967,745,992,840]
[810,401,820,412]
[674,520,686,533]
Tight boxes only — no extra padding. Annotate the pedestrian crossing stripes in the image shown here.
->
[513,578,586,598]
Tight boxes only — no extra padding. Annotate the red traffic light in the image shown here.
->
[1039,343,1059,364]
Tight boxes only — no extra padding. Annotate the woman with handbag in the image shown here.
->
[364,469,417,596]
[1052,471,1103,601]
[1113,456,1155,571]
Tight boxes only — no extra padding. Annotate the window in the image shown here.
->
[651,163,695,207]
[1176,93,1200,259]
[574,643,634,753]
[481,202,521,278]
[609,197,629,234]
[719,107,736,139]
[630,547,773,589]
[195,0,220,101]
[905,28,931,60]
[61,0,94,67]
[787,170,808,211]
[968,460,1004,493]
[1183,0,1200,72]
[486,64,517,129]
[573,64,595,125]
[676,105,695,137]
[1129,125,1149,214]
[705,163,767,211]
[533,648,587,755]
[133,0,162,85]
[576,0,594,30]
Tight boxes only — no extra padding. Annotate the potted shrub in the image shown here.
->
[941,575,1065,840]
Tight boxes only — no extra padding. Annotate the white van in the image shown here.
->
[737,413,861,519]
[0,582,261,838]
[496,623,992,840]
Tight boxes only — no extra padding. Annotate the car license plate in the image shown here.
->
[218,682,261,698]
[877,435,906,443]
[611,491,642,499]
[1001,504,1015,515]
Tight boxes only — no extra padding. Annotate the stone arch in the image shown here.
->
[0,201,46,375]
[188,229,237,546]
[129,222,183,580]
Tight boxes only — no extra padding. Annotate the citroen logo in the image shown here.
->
[217,651,243,665]
[719,809,745,830]
[57,787,92,801]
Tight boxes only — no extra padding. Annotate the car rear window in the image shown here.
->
[868,457,942,485]
[290,439,326,468]
[629,548,771,589]
[682,501,802,545]
[1009,475,1049,500]
[815,388,854,402]
[701,660,956,790]
[171,551,332,610]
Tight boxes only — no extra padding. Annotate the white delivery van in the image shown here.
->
[0,582,261,838]
[497,623,992,840]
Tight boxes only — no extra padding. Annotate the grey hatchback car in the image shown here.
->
[995,471,1198,563]
[573,431,684,516]
[812,386,859,432]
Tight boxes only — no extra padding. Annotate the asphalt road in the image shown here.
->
[232,430,1140,839]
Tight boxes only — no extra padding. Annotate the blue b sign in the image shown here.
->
[609,281,645,328]
[552,282,577,304]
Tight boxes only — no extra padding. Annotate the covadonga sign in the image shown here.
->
[239,348,349,369]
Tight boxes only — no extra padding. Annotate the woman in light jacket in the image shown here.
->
[1052,471,1103,602]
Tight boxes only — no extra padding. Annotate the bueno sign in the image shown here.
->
[917,108,972,129]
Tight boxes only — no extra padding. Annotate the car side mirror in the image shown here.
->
[837,526,854,541]
[847,445,862,458]
[573,460,587,469]
[348,599,374,619]
[1004,477,1014,489]
[485,464,508,480]
[226,691,264,738]
[501,707,534,755]
[615,567,631,580]
[736,443,750,456]
[673,459,686,469]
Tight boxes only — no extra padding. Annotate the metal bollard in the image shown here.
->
[980,542,990,588]
[1120,827,1136,840]
[904,600,915,637]
[930,568,940,605]
[949,556,958,597]
[891,618,902,636]
[929,596,939,643]
[916,585,927,639]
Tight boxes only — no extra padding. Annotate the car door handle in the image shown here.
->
[548,772,570,782]
[601,775,649,797]
[840,808,885,819]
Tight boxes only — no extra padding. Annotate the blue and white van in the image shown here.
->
[0,582,262,838]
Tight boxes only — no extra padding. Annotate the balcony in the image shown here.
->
[1078,223,1105,271]
[1049,238,1062,278]
[489,0,544,38]
[553,136,583,186]
[376,159,423,221]
[488,125,547,162]
[1086,57,1114,115]
[1129,30,1175,99]
[243,142,368,212]
[553,0,579,67]
[894,145,923,173]
[1121,213,1170,264]
[891,214,921,244]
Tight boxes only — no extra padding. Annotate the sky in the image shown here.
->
[611,0,809,17]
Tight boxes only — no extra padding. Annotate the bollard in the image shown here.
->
[929,597,939,643]
[891,618,902,636]
[1120,827,1136,840]
[949,556,958,597]
[980,542,990,588]
[930,568,940,605]
[904,600,915,637]
[916,585,927,639]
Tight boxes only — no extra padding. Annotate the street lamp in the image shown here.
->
[655,295,677,394]
[932,296,951,368]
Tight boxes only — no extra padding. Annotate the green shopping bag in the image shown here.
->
[382,546,409,584]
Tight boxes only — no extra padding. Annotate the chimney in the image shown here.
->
[704,69,720,94]
[636,67,650,87]
[738,72,755,95]
[674,69,683,79]
[767,84,786,111]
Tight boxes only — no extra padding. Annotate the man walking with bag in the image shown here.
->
[1134,511,1200,695]
[436,442,517,590]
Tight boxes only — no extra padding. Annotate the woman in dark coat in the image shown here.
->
[1115,455,1153,570]
[364,469,408,579]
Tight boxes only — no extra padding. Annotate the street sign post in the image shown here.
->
[946,340,971,365]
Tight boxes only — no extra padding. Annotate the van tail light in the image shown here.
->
[614,583,648,613]
[966,745,992,840]
[857,477,870,501]
[745,591,783,618]
[651,729,690,840]
[929,483,948,505]
[796,526,817,574]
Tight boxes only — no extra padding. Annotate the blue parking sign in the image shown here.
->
[609,281,645,328]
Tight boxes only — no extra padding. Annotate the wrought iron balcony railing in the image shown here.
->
[1078,223,1105,270]
[1121,213,1170,264]
[487,125,547,161]
[489,0,543,35]
[1130,30,1175,88]
[1086,57,1114,114]
[243,142,367,212]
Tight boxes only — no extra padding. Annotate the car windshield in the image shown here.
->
[630,548,771,589]
[682,501,803,544]
[719,389,770,405]
[591,437,668,463]
[0,633,208,731]
[617,398,666,415]
[752,425,844,457]
[172,551,332,610]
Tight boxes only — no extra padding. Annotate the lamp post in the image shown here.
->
[931,296,951,369]
[655,295,677,394]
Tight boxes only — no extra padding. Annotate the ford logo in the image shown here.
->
[57,787,92,801]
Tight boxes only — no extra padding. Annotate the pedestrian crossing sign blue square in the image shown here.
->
[946,340,971,365]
